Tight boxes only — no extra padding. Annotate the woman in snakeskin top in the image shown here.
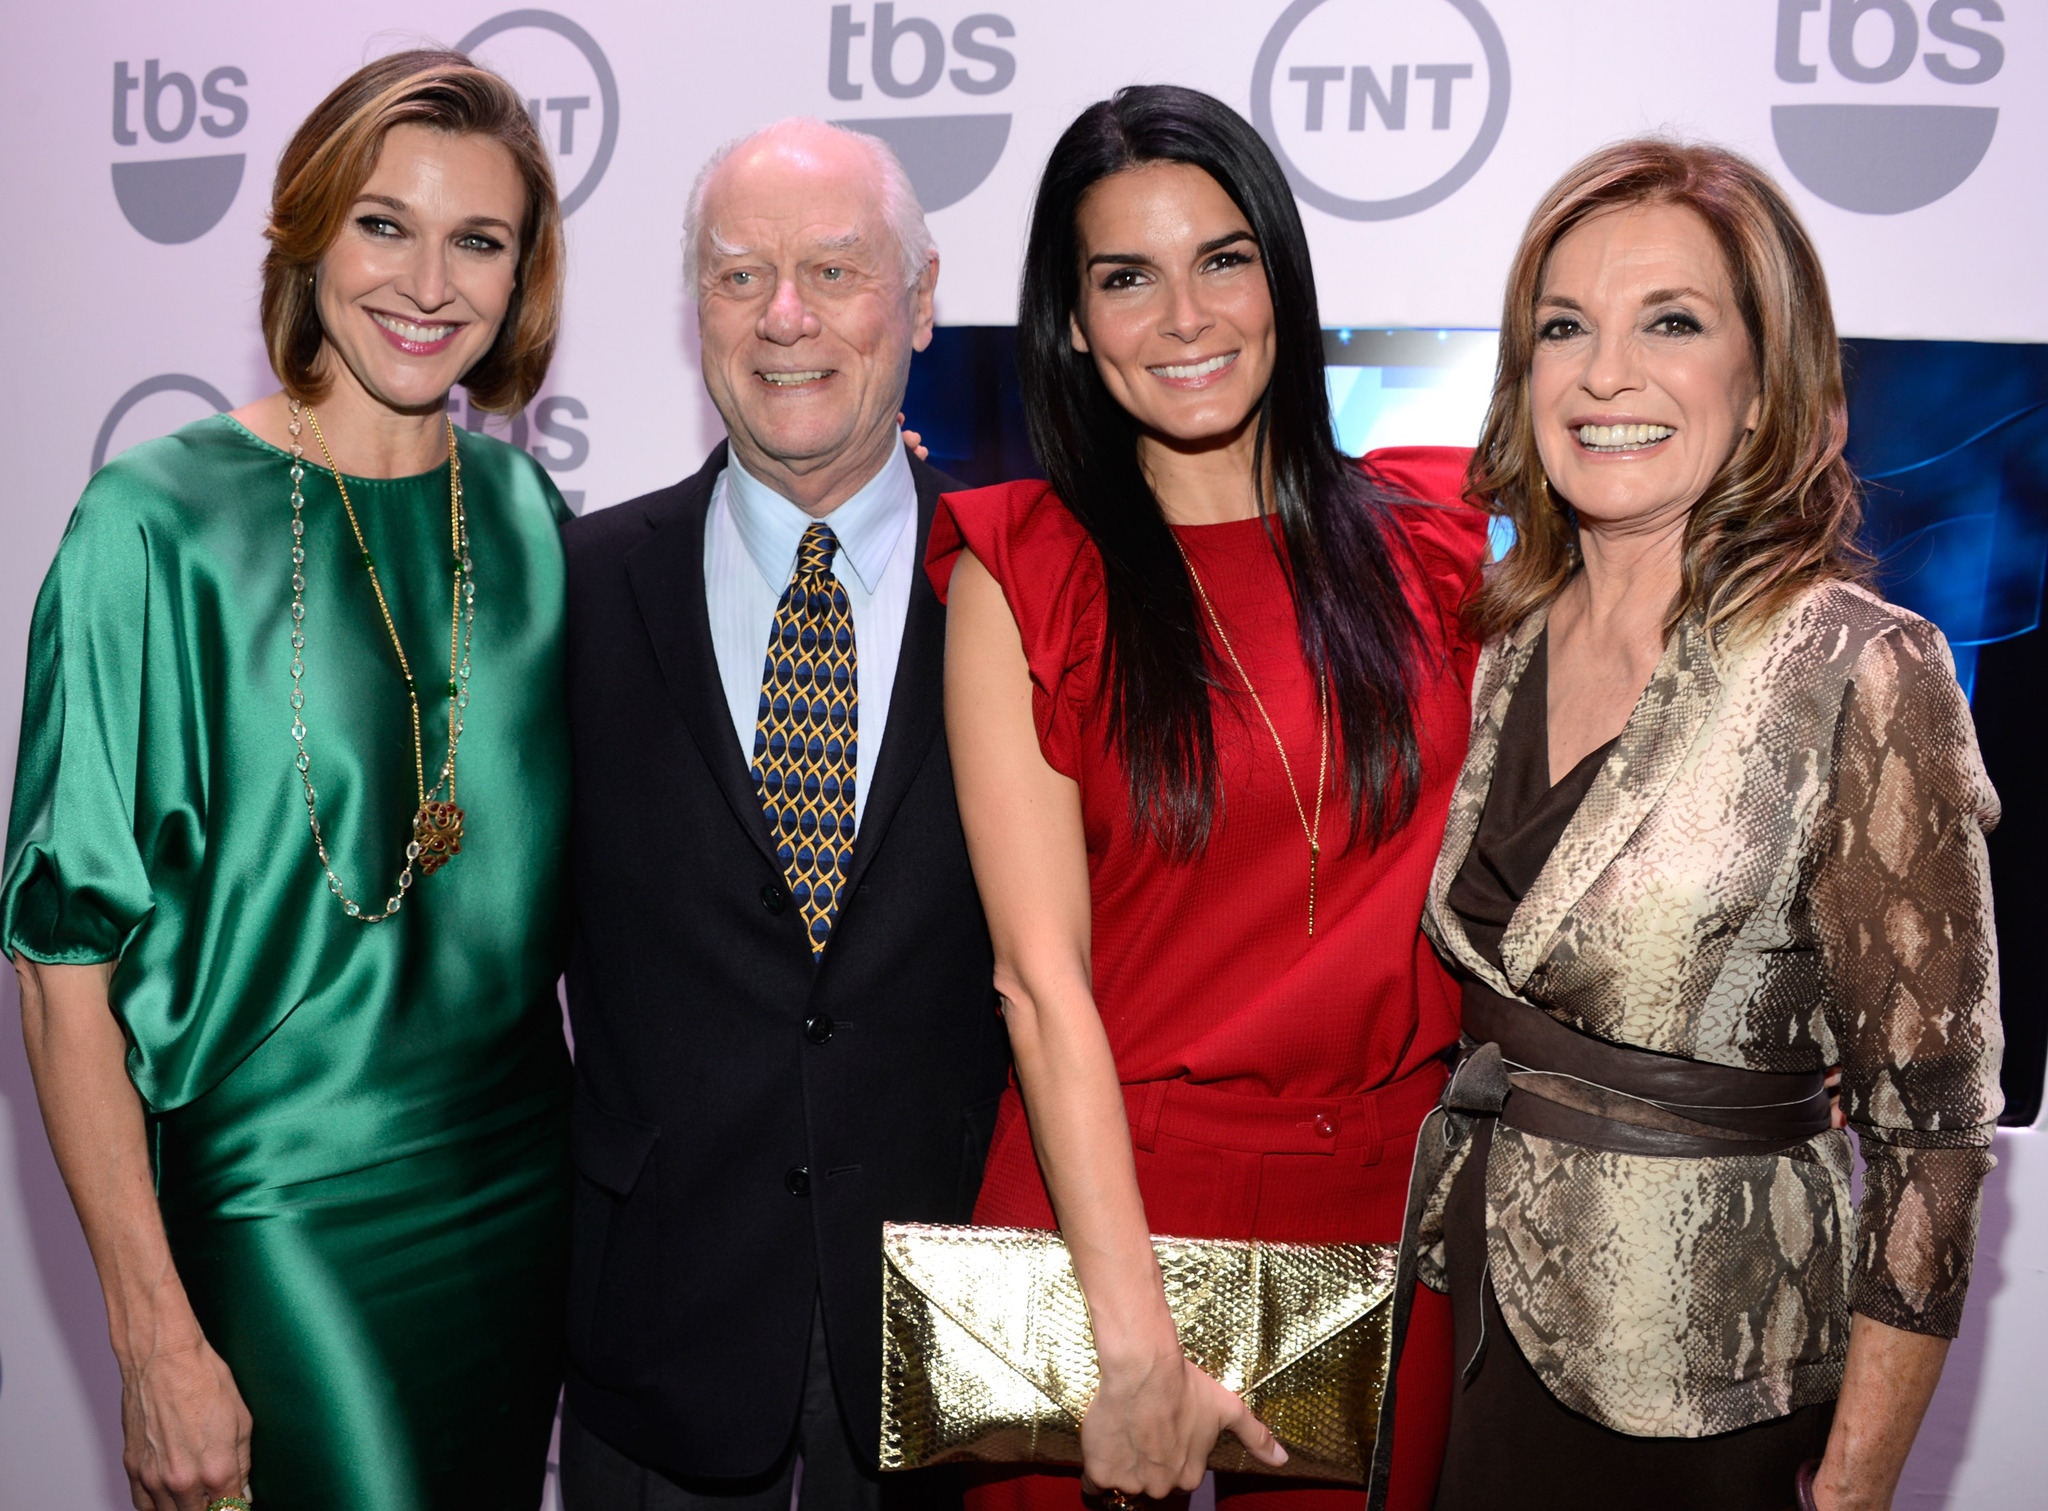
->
[1405,140,2002,1511]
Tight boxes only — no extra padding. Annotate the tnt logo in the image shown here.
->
[109,60,248,243]
[92,375,232,474]
[1772,0,2005,213]
[1252,0,1509,222]
[826,4,1017,213]
[457,11,618,216]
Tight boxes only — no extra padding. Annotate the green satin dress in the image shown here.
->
[2,415,573,1508]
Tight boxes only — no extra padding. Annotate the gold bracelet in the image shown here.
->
[206,1497,252,1511]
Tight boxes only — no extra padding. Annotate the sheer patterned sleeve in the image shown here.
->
[1816,617,2003,1339]
[1,490,156,964]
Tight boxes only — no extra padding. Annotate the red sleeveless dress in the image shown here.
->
[925,448,1485,1511]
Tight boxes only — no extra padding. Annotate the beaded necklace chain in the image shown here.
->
[286,397,475,922]
[1173,533,1330,937]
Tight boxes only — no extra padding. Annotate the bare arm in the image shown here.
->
[1807,1315,1948,1511]
[944,550,1284,1495]
[15,954,250,1511]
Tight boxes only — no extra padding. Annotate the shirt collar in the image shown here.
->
[723,442,916,595]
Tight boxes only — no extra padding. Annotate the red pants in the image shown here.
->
[965,1068,1455,1511]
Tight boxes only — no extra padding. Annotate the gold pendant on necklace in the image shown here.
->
[413,801,466,875]
[1174,534,1329,940]
[289,401,475,920]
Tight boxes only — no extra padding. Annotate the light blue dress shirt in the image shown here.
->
[703,444,918,833]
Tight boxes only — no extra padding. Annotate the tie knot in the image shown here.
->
[796,522,840,578]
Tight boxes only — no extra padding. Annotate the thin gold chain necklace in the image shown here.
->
[1173,533,1330,936]
[286,398,474,922]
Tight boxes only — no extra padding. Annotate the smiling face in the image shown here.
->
[1069,161,1277,458]
[696,124,936,511]
[1530,201,1762,539]
[312,123,525,416]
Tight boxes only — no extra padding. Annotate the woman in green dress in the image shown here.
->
[4,52,573,1510]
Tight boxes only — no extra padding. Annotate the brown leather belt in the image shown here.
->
[1367,983,1835,1503]
[1456,979,1833,1156]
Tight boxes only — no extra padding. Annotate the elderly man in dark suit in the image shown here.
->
[557,117,1009,1510]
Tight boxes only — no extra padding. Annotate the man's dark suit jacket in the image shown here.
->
[560,443,1011,1480]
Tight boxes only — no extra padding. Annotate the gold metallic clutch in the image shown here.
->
[879,1222,1397,1483]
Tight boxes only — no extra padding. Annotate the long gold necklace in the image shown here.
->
[286,398,474,922]
[1174,534,1330,936]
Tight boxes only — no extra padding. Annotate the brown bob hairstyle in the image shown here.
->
[259,49,563,414]
[1465,139,1868,644]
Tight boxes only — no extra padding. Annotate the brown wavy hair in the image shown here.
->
[259,49,563,413]
[1465,139,1868,643]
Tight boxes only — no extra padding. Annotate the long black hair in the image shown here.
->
[1019,84,1423,857]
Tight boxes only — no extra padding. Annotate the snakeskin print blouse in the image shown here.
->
[1418,580,2003,1437]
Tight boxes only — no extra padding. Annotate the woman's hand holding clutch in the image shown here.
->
[1081,1338,1288,1501]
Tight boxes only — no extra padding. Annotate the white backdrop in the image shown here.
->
[1,1,2044,1503]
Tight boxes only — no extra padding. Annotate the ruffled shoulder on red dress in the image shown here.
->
[1358,444,1488,680]
[929,479,1068,594]
[927,479,1105,778]
[1359,445,1487,612]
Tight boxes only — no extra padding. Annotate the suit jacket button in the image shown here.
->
[805,1014,835,1044]
[784,1166,811,1197]
[760,881,789,915]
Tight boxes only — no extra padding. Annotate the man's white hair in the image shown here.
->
[682,118,936,297]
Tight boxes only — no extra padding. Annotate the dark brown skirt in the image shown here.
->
[1431,1123,1835,1511]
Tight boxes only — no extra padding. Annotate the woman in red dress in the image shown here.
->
[926,87,1485,1511]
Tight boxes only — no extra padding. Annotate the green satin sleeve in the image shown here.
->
[2,476,158,964]
[5,415,572,1498]
[1,417,573,1145]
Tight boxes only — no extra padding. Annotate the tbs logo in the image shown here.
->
[449,391,595,513]
[92,378,595,510]
[826,4,1017,212]
[1772,0,2006,213]
[1252,0,1510,222]
[110,60,249,244]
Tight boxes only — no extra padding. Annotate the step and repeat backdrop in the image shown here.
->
[1,2,2044,1504]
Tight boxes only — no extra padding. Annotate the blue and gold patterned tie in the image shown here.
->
[751,522,858,955]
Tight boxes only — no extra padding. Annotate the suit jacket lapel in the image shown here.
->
[1499,609,1724,984]
[1423,605,1548,996]
[624,442,780,870]
[840,457,950,898]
